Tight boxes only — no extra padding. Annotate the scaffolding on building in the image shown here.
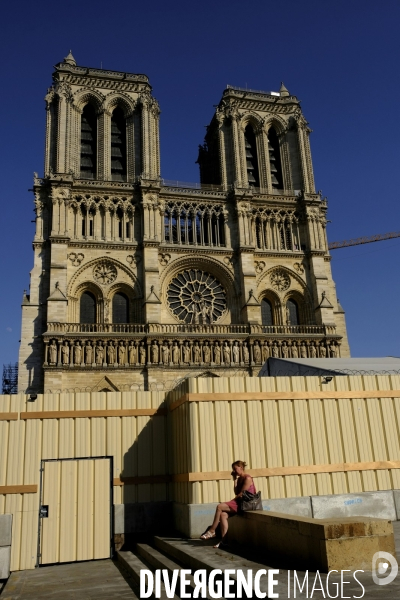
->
[2,363,18,395]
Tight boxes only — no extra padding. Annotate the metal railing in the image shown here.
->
[161,180,226,192]
[251,187,300,197]
[226,85,280,96]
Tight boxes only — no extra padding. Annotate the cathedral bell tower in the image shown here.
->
[197,83,349,345]
[18,52,161,393]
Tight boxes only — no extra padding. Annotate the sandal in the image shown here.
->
[200,530,216,540]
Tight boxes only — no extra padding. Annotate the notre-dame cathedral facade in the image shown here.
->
[18,52,349,393]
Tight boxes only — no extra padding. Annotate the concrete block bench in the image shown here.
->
[225,510,396,571]
[0,514,12,580]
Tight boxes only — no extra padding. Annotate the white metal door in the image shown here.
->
[38,457,112,565]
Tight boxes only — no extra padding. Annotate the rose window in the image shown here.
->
[167,269,227,324]
[270,269,290,291]
[93,261,117,285]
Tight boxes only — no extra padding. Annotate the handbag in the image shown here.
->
[239,490,263,512]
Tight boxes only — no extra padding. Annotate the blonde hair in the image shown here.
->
[232,460,247,471]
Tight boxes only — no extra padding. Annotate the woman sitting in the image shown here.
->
[200,460,256,548]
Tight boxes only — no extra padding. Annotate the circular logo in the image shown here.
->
[372,551,398,586]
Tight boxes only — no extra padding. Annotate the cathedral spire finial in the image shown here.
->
[63,50,76,66]
[279,82,289,97]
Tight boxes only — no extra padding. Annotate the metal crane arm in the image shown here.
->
[329,231,400,250]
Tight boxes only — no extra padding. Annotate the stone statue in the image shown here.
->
[85,342,93,365]
[223,342,231,364]
[128,343,136,365]
[232,342,239,364]
[253,342,261,364]
[330,344,337,357]
[319,345,327,358]
[96,342,104,365]
[243,342,249,363]
[139,343,146,365]
[310,344,317,358]
[107,343,115,365]
[183,342,191,363]
[207,304,213,324]
[282,343,289,358]
[300,344,307,358]
[162,344,169,364]
[118,342,125,365]
[61,342,69,365]
[272,345,279,358]
[151,342,159,364]
[74,341,82,365]
[203,343,210,363]
[172,342,180,364]
[262,342,269,362]
[49,340,57,364]
[214,344,221,365]
[193,343,200,363]
[291,344,298,358]
[193,303,199,324]
[201,301,208,324]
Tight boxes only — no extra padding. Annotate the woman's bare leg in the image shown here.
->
[220,512,229,538]
[209,503,233,533]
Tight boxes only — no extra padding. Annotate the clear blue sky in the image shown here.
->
[1,0,399,368]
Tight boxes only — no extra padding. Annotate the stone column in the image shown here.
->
[249,341,254,366]
[44,341,49,366]
[189,341,193,364]
[57,341,62,367]
[69,341,74,367]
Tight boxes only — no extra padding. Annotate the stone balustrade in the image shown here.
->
[46,322,335,336]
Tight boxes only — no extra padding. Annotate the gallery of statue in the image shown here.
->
[18,52,349,394]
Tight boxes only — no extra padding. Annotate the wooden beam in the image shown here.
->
[172,460,400,482]
[20,408,167,420]
[113,475,171,486]
[169,390,400,411]
[0,485,38,494]
[0,413,18,421]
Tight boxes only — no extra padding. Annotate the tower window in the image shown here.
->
[111,107,127,181]
[261,299,274,325]
[112,292,129,323]
[286,298,299,326]
[244,125,259,187]
[80,104,97,179]
[268,128,283,190]
[80,291,96,324]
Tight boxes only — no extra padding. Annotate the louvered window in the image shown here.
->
[112,293,129,323]
[261,299,274,325]
[244,125,259,187]
[111,107,127,181]
[80,105,97,179]
[80,292,96,324]
[286,299,299,325]
[268,128,283,190]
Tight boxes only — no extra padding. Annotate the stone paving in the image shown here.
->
[0,558,137,599]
